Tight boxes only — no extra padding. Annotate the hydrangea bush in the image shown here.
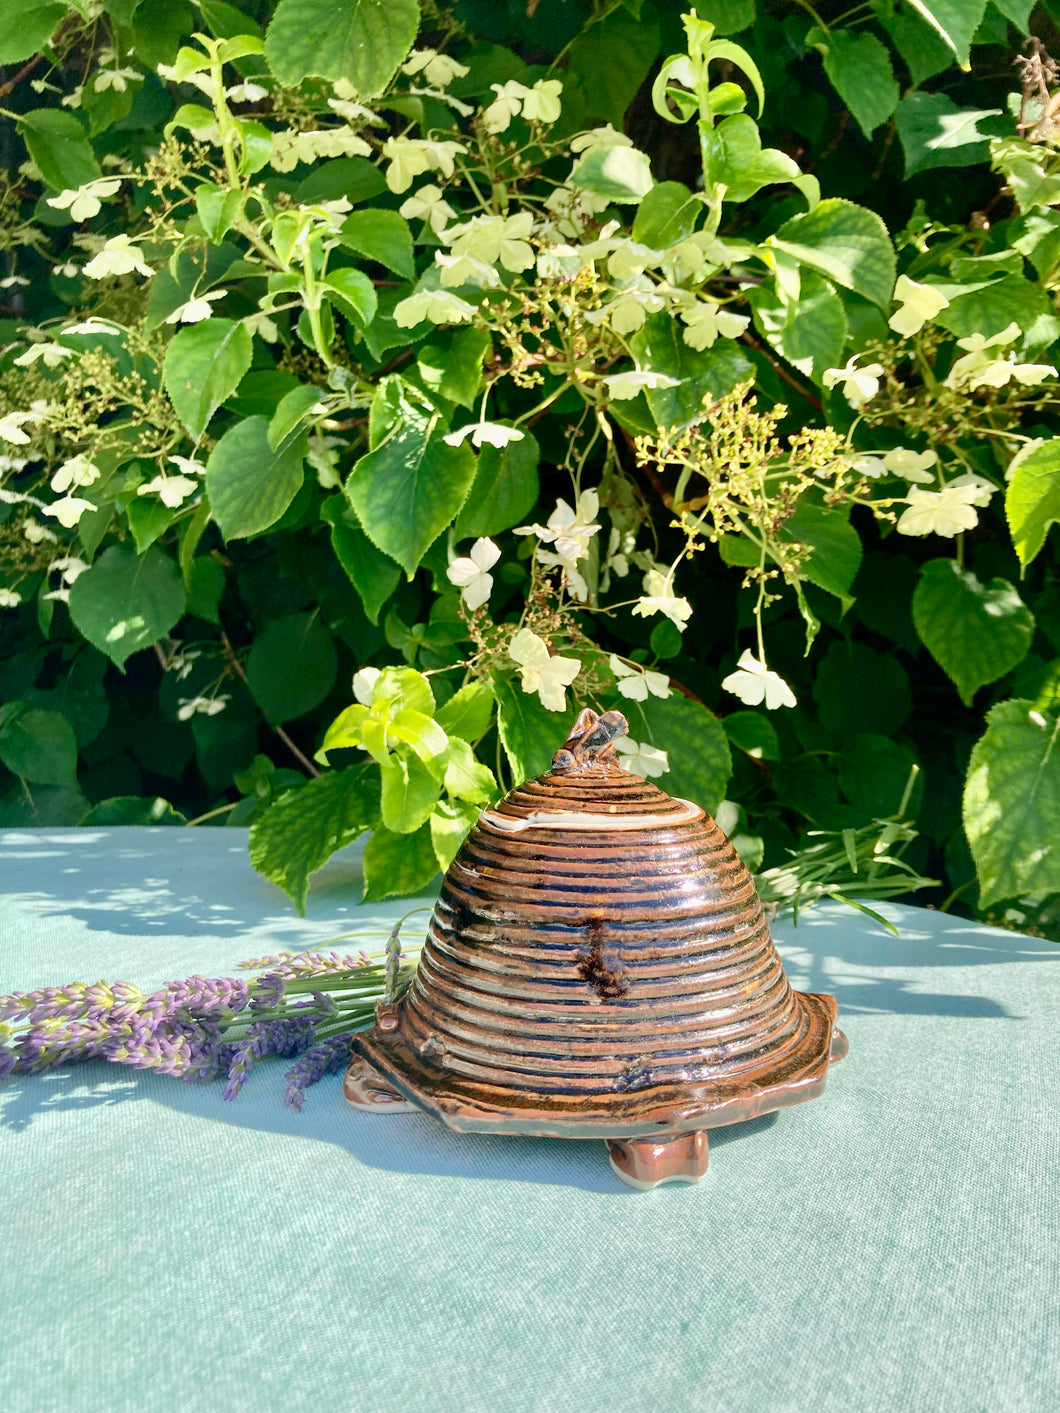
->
[1,0,1059,936]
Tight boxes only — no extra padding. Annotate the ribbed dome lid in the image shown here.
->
[355,708,840,1139]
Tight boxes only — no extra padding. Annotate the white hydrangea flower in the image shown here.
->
[609,654,670,701]
[381,137,467,193]
[401,49,470,87]
[443,422,524,449]
[896,484,983,538]
[631,568,692,631]
[269,128,372,172]
[948,471,997,506]
[399,185,456,235]
[45,177,122,222]
[516,490,601,564]
[43,495,95,528]
[536,242,581,279]
[445,212,535,273]
[822,357,884,408]
[721,650,797,710]
[680,302,750,351]
[168,455,207,477]
[850,453,887,479]
[177,695,229,721]
[164,288,226,324]
[0,274,29,289]
[393,289,476,327]
[50,455,101,494]
[508,628,581,712]
[888,275,950,338]
[569,124,633,155]
[435,251,502,289]
[13,341,75,369]
[93,65,141,93]
[883,448,937,482]
[22,519,57,545]
[0,588,21,608]
[602,369,682,400]
[244,311,279,343]
[0,409,44,445]
[83,235,153,280]
[226,81,268,104]
[592,280,665,335]
[521,79,563,124]
[137,473,198,507]
[615,737,669,779]
[50,555,88,585]
[353,667,381,705]
[446,537,500,611]
[482,80,530,134]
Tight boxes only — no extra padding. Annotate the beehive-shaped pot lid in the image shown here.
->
[353,708,845,1140]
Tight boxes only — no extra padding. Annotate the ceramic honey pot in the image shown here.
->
[345,706,848,1190]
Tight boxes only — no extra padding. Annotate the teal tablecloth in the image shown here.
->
[1,827,1058,1413]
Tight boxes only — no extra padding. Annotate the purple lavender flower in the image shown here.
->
[222,1016,316,1101]
[283,1032,353,1111]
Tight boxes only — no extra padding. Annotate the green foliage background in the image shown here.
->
[1,0,1060,936]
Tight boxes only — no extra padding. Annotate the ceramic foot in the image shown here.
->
[343,1055,416,1111]
[606,1131,709,1191]
[830,1026,849,1063]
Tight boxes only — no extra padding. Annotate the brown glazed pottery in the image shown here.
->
[345,707,848,1190]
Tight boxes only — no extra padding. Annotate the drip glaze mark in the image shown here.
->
[577,918,630,1000]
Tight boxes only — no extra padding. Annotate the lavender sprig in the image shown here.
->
[0,920,426,1106]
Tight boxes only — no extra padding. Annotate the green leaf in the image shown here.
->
[185,556,225,623]
[322,267,377,328]
[454,429,540,538]
[435,680,494,741]
[264,0,419,95]
[205,416,307,540]
[630,312,753,430]
[964,701,1060,908]
[813,641,912,738]
[441,737,496,803]
[126,495,176,555]
[723,710,780,761]
[429,798,479,872]
[131,0,194,68]
[68,545,186,670]
[268,384,324,451]
[837,734,922,820]
[632,181,700,248]
[691,0,754,34]
[295,156,386,205]
[1007,439,1060,567]
[992,0,1033,27]
[783,499,862,610]
[249,765,381,914]
[380,752,442,833]
[373,666,435,717]
[362,821,439,902]
[905,0,987,67]
[0,706,78,785]
[321,497,400,624]
[339,210,415,280]
[895,93,1001,177]
[346,380,477,574]
[934,274,1051,341]
[748,271,847,383]
[570,145,654,203]
[810,29,898,139]
[80,796,186,825]
[622,694,732,814]
[245,612,338,722]
[772,198,896,311]
[163,319,253,441]
[416,328,491,410]
[878,6,954,85]
[495,675,570,783]
[0,1,66,64]
[913,559,1035,705]
[18,109,101,191]
[195,183,244,244]
[565,8,660,128]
